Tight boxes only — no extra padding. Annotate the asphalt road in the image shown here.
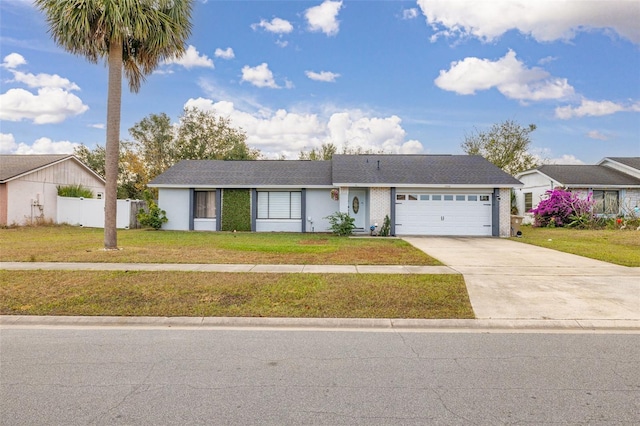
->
[1,327,639,425]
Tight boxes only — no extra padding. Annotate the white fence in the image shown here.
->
[57,196,146,229]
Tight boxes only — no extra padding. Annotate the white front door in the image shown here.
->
[349,190,366,230]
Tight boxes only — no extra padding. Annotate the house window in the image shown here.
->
[408,194,418,201]
[524,192,533,212]
[468,195,478,202]
[480,195,490,202]
[444,195,454,201]
[396,194,406,201]
[456,195,465,201]
[195,191,216,218]
[419,195,429,201]
[432,195,442,201]
[592,190,619,215]
[257,191,301,219]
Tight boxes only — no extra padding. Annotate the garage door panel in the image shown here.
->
[395,192,492,236]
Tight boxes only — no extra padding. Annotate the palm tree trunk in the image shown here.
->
[104,41,123,249]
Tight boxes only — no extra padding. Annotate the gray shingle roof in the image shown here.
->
[150,155,522,187]
[606,157,640,170]
[332,155,522,186]
[149,160,333,187]
[537,165,640,186]
[0,154,72,182]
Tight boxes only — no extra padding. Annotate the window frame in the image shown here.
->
[257,191,302,220]
[194,190,216,219]
[524,192,533,212]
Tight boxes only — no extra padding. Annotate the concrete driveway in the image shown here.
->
[403,237,640,320]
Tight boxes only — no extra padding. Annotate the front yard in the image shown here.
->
[513,226,640,267]
[0,225,438,265]
[0,225,473,319]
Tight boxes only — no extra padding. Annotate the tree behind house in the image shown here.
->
[461,119,539,176]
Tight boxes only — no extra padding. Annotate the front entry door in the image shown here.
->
[349,190,366,230]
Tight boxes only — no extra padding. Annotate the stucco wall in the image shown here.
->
[305,188,339,232]
[158,188,191,230]
[4,160,105,226]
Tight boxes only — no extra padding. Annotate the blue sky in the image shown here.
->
[1,0,639,165]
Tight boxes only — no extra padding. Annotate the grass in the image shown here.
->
[513,226,640,267]
[0,225,438,265]
[0,271,473,319]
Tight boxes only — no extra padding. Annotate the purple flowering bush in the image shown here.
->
[530,189,595,228]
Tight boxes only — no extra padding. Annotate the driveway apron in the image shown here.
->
[403,237,640,320]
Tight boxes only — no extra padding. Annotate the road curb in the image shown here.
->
[1,315,638,331]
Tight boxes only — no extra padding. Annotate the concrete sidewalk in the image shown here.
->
[0,261,455,274]
[404,237,640,321]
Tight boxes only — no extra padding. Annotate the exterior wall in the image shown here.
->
[305,188,339,232]
[369,187,390,229]
[515,173,558,224]
[57,197,140,229]
[194,219,216,231]
[256,219,301,232]
[499,187,511,237]
[0,183,7,226]
[622,189,640,216]
[158,188,191,230]
[338,187,349,213]
[4,160,105,226]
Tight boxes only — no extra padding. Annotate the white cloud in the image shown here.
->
[10,70,80,91]
[403,8,419,20]
[0,133,79,155]
[275,40,289,48]
[417,0,640,44]
[251,17,293,34]
[163,45,214,69]
[89,123,105,130]
[0,87,89,124]
[2,53,27,69]
[586,130,609,141]
[555,99,639,119]
[305,0,343,36]
[435,50,574,102]
[183,97,424,158]
[0,133,18,154]
[214,47,235,59]
[241,63,280,89]
[305,70,340,82]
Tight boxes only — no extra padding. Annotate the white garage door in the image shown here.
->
[395,192,493,236]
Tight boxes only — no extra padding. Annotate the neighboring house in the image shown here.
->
[515,157,640,223]
[149,154,521,237]
[0,154,105,226]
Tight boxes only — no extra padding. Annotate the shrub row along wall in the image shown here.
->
[221,189,251,231]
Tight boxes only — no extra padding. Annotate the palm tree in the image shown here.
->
[35,0,193,249]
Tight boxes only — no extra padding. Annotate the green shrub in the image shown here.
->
[221,189,251,231]
[137,191,168,230]
[379,214,391,236]
[57,184,93,198]
[325,211,355,236]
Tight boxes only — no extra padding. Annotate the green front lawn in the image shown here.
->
[0,270,473,319]
[512,226,640,267]
[0,225,438,265]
